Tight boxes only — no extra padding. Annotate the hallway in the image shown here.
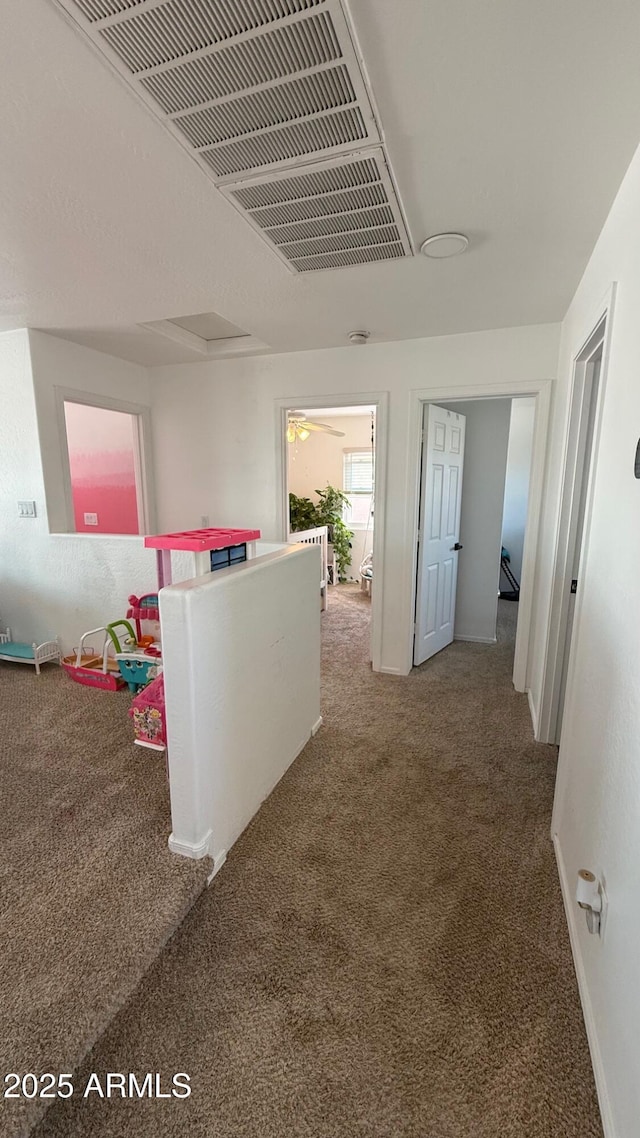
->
[36,589,600,1138]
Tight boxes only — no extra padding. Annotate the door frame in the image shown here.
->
[407,380,553,694]
[276,391,388,673]
[539,284,616,746]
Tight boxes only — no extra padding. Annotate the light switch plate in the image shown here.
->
[17,500,36,518]
[84,512,99,526]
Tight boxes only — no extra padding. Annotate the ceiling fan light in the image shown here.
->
[286,424,296,443]
[297,427,310,441]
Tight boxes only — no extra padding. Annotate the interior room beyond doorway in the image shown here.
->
[287,404,376,651]
[414,396,535,668]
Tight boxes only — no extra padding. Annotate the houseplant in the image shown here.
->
[289,485,354,581]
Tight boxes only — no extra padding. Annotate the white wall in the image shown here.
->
[0,330,157,655]
[151,323,560,674]
[288,413,374,580]
[161,544,320,863]
[441,399,511,642]
[527,139,640,1138]
[501,397,536,583]
[288,414,373,501]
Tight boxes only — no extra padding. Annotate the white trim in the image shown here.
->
[168,828,213,860]
[311,716,324,735]
[454,635,497,644]
[513,382,552,692]
[527,688,539,737]
[553,835,617,1138]
[207,849,228,883]
[405,380,554,688]
[53,385,157,535]
[276,391,388,673]
[142,320,268,358]
[538,284,616,746]
[48,532,147,541]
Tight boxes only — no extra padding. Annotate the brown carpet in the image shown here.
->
[31,587,599,1138]
[0,664,210,1138]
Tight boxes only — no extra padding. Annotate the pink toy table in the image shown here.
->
[145,527,261,586]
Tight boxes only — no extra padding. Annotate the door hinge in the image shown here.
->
[570,579,578,594]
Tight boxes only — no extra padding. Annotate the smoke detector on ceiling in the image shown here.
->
[420,233,469,258]
[348,330,370,344]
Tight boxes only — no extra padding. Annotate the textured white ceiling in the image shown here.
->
[2,0,640,364]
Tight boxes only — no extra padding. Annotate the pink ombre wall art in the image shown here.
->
[64,401,140,534]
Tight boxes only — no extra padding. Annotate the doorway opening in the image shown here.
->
[540,310,609,745]
[281,398,383,666]
[413,395,537,671]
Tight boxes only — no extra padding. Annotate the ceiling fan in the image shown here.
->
[287,413,345,443]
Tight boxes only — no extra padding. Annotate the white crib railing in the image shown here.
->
[288,526,329,610]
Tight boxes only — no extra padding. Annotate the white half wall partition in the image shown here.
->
[160,543,321,867]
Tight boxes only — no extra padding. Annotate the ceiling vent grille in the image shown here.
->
[99,0,324,71]
[222,148,410,270]
[201,107,367,178]
[100,0,324,71]
[232,152,379,207]
[55,0,413,271]
[141,13,341,114]
[174,66,356,149]
[73,0,144,20]
[289,243,405,272]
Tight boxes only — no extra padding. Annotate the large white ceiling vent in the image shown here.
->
[55,0,413,271]
[224,149,407,270]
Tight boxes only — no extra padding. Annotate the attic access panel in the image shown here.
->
[54,0,413,271]
[221,149,411,271]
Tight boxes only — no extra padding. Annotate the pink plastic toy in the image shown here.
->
[144,527,260,552]
[129,672,166,751]
[127,528,261,755]
[126,593,160,643]
[144,527,261,587]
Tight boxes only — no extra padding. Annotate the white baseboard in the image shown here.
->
[378,665,404,675]
[207,848,227,883]
[168,828,213,860]
[554,835,616,1138]
[527,688,539,737]
[311,716,323,736]
[454,634,497,644]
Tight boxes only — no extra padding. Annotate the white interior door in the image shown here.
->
[414,404,466,665]
[556,352,601,735]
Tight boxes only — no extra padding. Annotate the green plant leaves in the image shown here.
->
[289,485,354,581]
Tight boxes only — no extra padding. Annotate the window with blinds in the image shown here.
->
[343,449,374,527]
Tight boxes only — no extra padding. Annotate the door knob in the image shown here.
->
[452,542,463,551]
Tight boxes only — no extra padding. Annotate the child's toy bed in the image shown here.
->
[0,628,60,674]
